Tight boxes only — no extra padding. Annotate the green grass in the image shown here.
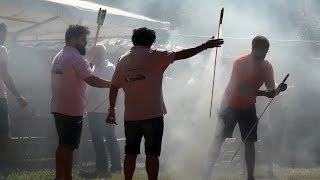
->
[6,170,173,180]
[5,166,320,180]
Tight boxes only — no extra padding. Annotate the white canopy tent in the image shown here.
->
[0,0,170,44]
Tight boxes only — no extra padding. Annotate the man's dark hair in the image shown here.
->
[65,25,90,44]
[252,35,270,48]
[0,23,7,32]
[132,27,156,47]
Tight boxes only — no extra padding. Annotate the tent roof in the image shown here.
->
[0,0,170,42]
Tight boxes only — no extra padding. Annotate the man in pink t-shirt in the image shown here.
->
[51,25,112,180]
[106,27,224,180]
[0,23,27,173]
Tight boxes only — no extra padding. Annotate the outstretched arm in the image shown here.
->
[174,38,224,60]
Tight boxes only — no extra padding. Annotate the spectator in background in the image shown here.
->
[0,23,27,176]
[86,44,122,177]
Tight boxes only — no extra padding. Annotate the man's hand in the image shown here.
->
[89,62,94,69]
[204,38,224,49]
[278,83,288,92]
[17,95,27,108]
[265,83,287,98]
[106,108,117,125]
[265,90,277,98]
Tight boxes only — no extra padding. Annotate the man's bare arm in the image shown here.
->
[84,75,111,88]
[174,38,224,60]
[0,64,22,98]
[109,85,119,110]
[0,64,27,107]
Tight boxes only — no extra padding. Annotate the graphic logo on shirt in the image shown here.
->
[51,67,63,75]
[125,74,146,83]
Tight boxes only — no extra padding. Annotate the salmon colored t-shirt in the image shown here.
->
[112,46,176,121]
[222,54,275,110]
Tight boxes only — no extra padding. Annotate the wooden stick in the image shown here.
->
[89,8,106,67]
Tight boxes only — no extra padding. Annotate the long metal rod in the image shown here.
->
[209,8,224,118]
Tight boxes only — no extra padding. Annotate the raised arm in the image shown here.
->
[174,38,224,60]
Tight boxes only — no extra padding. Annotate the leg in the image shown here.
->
[55,145,65,180]
[142,117,164,180]
[203,107,237,180]
[64,148,74,180]
[55,146,74,180]
[124,154,137,180]
[88,113,109,171]
[238,106,258,180]
[146,155,159,180]
[263,121,274,175]
[105,123,122,172]
[203,135,226,180]
[0,98,9,166]
[244,141,255,178]
[53,113,83,180]
[124,121,143,180]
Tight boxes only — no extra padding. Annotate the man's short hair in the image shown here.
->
[252,35,270,48]
[0,23,7,32]
[132,27,156,47]
[65,25,90,43]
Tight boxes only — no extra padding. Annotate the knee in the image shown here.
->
[146,155,158,160]
[244,141,255,149]
[126,154,137,160]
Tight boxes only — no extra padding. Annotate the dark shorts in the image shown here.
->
[124,116,164,156]
[53,113,83,149]
[0,98,9,137]
[216,106,258,142]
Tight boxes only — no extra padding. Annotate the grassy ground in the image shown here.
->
[5,166,320,180]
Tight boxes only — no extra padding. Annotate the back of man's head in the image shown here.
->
[92,44,107,64]
[131,27,156,47]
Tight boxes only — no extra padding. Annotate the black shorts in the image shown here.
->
[124,116,164,156]
[53,113,83,149]
[0,98,9,137]
[216,106,258,142]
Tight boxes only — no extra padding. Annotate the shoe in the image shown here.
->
[247,176,255,180]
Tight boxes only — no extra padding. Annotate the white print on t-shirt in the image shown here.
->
[124,68,147,83]
[51,63,64,75]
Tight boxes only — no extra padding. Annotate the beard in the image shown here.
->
[75,44,86,55]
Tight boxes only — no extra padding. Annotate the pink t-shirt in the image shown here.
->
[112,46,176,121]
[51,46,92,116]
[0,46,8,99]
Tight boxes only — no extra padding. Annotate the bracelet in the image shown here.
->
[108,107,116,114]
